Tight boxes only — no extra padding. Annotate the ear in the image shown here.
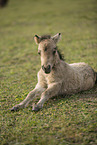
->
[52,33,61,43]
[34,35,41,44]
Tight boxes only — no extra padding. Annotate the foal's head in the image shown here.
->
[34,33,61,74]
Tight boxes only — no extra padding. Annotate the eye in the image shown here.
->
[53,49,56,55]
[38,51,41,55]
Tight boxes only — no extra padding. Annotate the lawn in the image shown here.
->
[0,0,97,144]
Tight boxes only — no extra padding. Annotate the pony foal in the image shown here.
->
[10,33,97,111]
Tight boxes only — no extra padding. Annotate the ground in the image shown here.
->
[0,0,97,144]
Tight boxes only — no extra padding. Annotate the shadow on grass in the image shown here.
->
[45,84,97,110]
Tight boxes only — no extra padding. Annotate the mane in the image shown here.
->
[40,35,51,41]
[57,50,64,61]
[56,47,64,61]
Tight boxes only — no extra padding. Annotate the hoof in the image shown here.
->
[32,104,41,112]
[10,106,19,111]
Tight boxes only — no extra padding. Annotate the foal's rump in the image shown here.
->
[70,62,96,90]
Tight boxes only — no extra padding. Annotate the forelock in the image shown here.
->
[40,35,51,41]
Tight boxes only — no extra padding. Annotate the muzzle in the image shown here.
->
[42,65,51,74]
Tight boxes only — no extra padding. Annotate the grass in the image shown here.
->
[0,0,97,144]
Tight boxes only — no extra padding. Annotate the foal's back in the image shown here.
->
[66,62,96,93]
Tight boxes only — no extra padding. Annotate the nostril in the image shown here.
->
[42,65,47,71]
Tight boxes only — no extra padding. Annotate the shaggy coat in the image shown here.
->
[10,33,97,111]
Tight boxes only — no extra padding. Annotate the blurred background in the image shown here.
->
[0,0,97,65]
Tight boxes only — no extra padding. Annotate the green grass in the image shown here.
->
[0,0,97,144]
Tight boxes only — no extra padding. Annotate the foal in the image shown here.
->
[10,33,97,111]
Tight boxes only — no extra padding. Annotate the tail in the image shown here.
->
[95,72,97,84]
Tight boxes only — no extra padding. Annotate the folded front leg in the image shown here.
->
[32,82,62,111]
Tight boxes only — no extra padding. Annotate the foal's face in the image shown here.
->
[34,33,61,74]
[38,39,56,74]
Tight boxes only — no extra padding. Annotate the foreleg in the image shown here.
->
[32,82,61,111]
[10,84,45,111]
